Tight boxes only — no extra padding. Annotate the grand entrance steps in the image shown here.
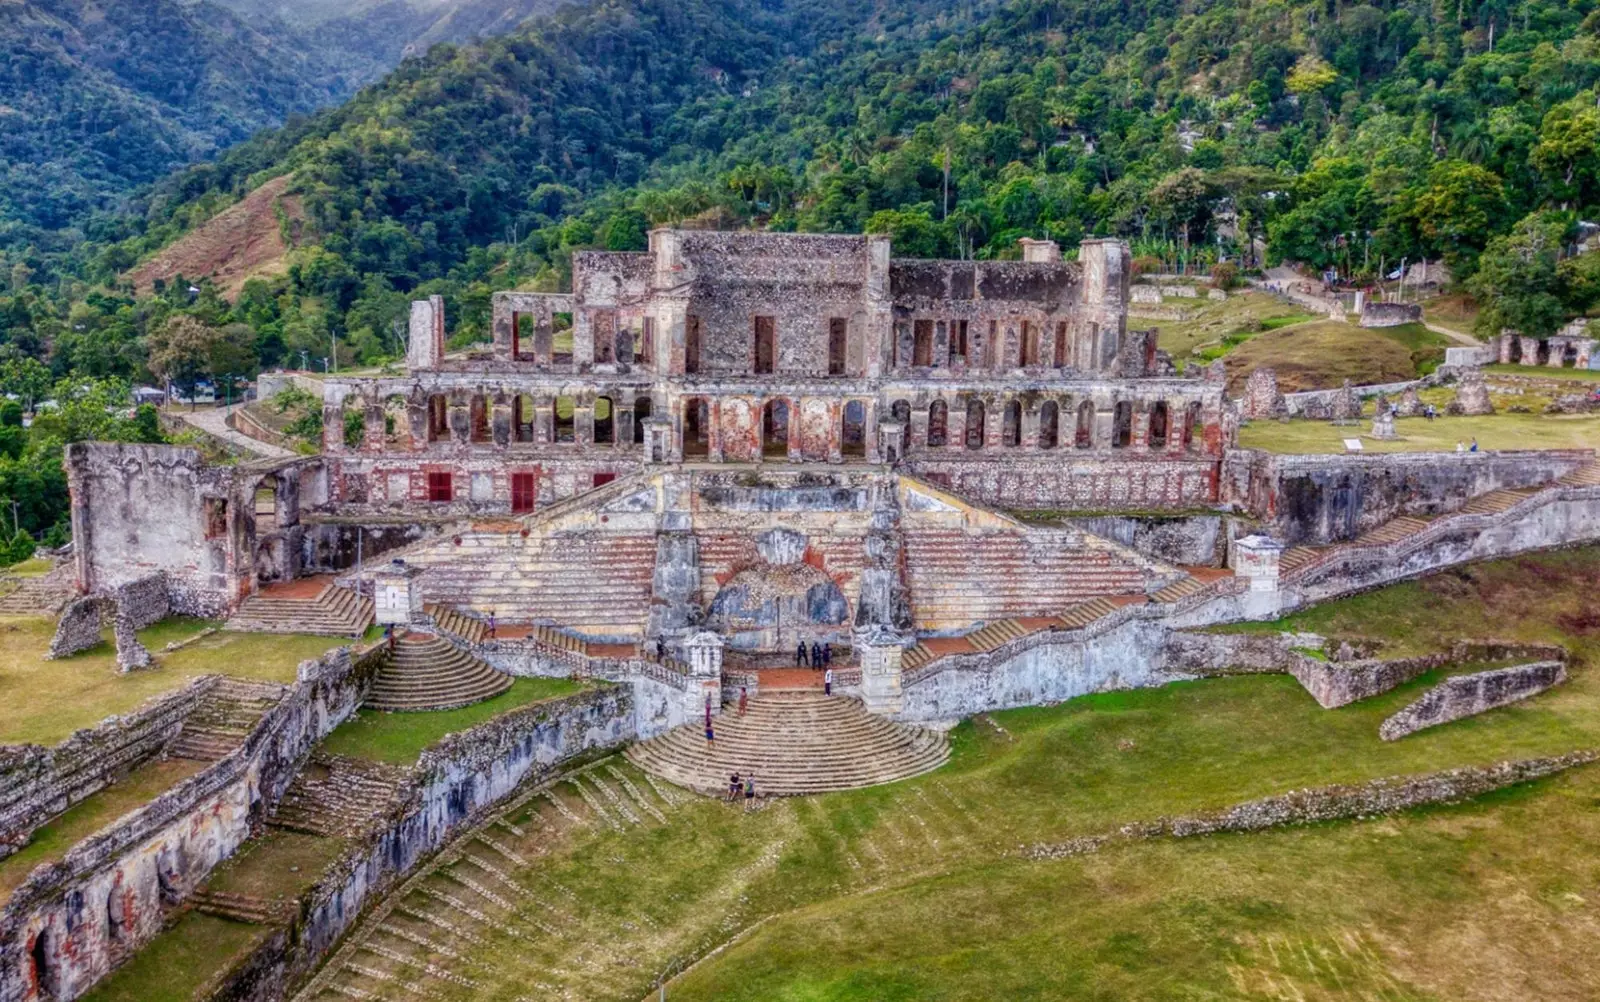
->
[1559,462,1600,488]
[0,566,73,617]
[625,691,948,796]
[226,581,373,636]
[366,633,512,712]
[168,679,286,760]
[1460,487,1536,514]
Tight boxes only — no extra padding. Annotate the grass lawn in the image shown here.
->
[1485,362,1600,382]
[0,617,352,745]
[1239,410,1600,454]
[320,547,1600,1002]
[78,912,269,1002]
[0,756,205,897]
[204,828,348,900]
[318,676,585,765]
[1223,320,1452,394]
[1150,291,1311,361]
[1422,291,1480,334]
[5,558,54,578]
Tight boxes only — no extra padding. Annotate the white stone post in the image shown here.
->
[373,559,424,626]
[1231,534,1283,592]
[856,625,906,716]
[683,630,725,718]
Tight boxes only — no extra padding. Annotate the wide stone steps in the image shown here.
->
[1559,462,1600,487]
[189,888,292,925]
[1055,596,1131,628]
[0,569,73,617]
[168,679,285,760]
[625,692,949,796]
[1352,516,1431,546]
[272,754,409,838]
[226,584,373,636]
[1148,575,1206,603]
[1460,488,1534,514]
[425,604,487,644]
[366,634,512,712]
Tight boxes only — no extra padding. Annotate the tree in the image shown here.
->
[147,314,221,404]
[1468,215,1568,339]
[1286,53,1338,95]
[0,355,51,412]
[1408,160,1507,268]
[1531,102,1600,206]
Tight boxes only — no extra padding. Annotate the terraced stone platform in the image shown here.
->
[225,577,374,636]
[626,691,949,796]
[367,633,513,712]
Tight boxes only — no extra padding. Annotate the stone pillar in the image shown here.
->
[856,625,906,715]
[491,399,514,448]
[1549,339,1568,368]
[1578,339,1596,370]
[363,402,385,452]
[1131,410,1150,452]
[1231,534,1283,592]
[865,235,893,378]
[373,559,425,627]
[1498,332,1515,365]
[407,295,445,371]
[878,420,906,465]
[1520,336,1540,367]
[683,630,725,718]
[828,400,844,464]
[708,399,725,462]
[643,417,672,464]
[575,404,595,447]
[786,396,803,463]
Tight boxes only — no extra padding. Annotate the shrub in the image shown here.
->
[1211,262,1241,289]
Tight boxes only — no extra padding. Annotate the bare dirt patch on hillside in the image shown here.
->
[125,175,304,298]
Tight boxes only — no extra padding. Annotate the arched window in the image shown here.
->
[763,399,790,457]
[1002,400,1021,447]
[1038,401,1059,449]
[891,399,911,425]
[965,399,986,450]
[842,400,867,457]
[514,394,535,443]
[554,396,576,443]
[594,396,614,444]
[928,400,949,447]
[1112,401,1133,449]
[428,395,449,443]
[634,396,652,444]
[1148,401,1169,450]
[1075,401,1094,449]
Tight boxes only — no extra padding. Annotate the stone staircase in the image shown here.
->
[366,633,513,712]
[167,679,286,760]
[226,582,373,636]
[189,888,295,925]
[625,691,949,796]
[272,754,410,838]
[0,565,74,617]
[407,531,657,636]
[901,527,1151,630]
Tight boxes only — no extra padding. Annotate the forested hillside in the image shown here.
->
[6,0,1600,475]
[0,0,381,241]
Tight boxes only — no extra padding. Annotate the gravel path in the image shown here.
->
[171,403,298,459]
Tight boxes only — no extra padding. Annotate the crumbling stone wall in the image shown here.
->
[0,679,211,861]
[1160,630,1324,675]
[0,646,380,1002]
[1227,448,1592,545]
[1358,302,1422,328]
[1380,661,1568,740]
[1068,513,1229,566]
[45,599,103,660]
[1288,652,1444,708]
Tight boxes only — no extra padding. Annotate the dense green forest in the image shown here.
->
[7,0,1600,545]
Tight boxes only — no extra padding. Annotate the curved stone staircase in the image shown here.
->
[625,691,949,796]
[366,633,513,712]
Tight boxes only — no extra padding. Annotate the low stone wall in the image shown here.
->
[1288,652,1442,708]
[1027,751,1596,858]
[1380,661,1568,740]
[0,679,214,860]
[0,646,381,1002]
[1160,630,1324,676]
[1358,302,1422,328]
[211,686,634,1002]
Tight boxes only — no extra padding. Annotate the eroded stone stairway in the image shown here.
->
[366,633,513,712]
[625,691,949,796]
[272,754,411,838]
[225,579,374,636]
[167,678,286,760]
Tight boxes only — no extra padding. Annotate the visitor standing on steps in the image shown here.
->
[385,623,395,653]
[728,771,741,802]
[488,610,497,639]
[744,773,756,810]
[824,666,834,696]
[704,696,715,747]
[655,637,665,663]
[796,640,809,667]
[738,686,749,716]
[811,641,822,670]
[822,642,832,667]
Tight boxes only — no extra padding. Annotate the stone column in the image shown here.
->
[856,626,906,715]
[575,403,595,447]
[1131,410,1150,452]
[786,396,803,463]
[534,400,554,445]
[683,630,725,718]
[363,402,385,452]
[1520,336,1540,366]
[1231,534,1283,592]
[491,398,514,448]
[708,399,725,462]
[828,400,844,464]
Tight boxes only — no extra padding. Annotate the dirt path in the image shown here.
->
[171,404,298,459]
